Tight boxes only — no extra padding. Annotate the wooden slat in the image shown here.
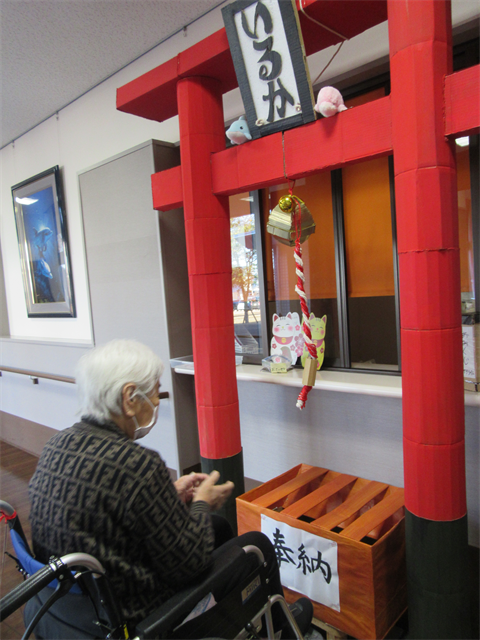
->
[237,464,308,504]
[282,473,357,518]
[252,467,328,508]
[312,481,389,530]
[340,489,405,541]
[312,617,348,640]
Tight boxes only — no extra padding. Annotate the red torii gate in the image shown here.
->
[117,1,479,637]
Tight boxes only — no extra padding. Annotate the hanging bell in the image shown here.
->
[266,195,316,246]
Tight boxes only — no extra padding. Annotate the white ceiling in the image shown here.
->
[0,0,226,149]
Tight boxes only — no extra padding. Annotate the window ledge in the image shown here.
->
[236,364,403,398]
[173,363,480,406]
[0,336,93,348]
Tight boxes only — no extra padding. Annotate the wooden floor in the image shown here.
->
[0,440,39,640]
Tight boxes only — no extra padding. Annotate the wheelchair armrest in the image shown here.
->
[135,545,246,639]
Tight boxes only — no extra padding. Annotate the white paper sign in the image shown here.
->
[462,325,477,379]
[261,514,340,611]
[222,0,315,139]
[234,0,300,125]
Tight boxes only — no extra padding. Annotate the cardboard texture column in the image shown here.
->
[387,1,470,637]
[177,76,244,530]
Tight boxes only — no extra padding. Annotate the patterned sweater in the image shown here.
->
[28,418,215,625]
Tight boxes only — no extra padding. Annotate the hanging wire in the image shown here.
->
[297,0,349,88]
[311,41,345,87]
[298,0,348,39]
[281,132,296,195]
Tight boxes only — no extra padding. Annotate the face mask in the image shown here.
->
[132,391,159,440]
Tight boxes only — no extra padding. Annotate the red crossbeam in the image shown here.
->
[151,66,479,212]
[152,97,392,210]
[445,65,480,138]
[152,166,183,211]
[117,1,388,124]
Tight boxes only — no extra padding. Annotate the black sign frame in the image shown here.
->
[222,0,316,140]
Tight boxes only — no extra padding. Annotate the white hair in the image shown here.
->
[75,340,164,422]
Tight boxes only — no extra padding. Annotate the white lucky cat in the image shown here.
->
[270,312,304,365]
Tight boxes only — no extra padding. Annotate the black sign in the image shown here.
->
[222,0,316,139]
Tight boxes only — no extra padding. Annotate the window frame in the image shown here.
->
[468,135,480,321]
[330,155,401,375]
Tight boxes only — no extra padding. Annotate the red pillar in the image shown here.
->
[177,76,244,527]
[388,1,470,636]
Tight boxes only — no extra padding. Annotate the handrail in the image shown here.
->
[0,366,74,384]
[0,366,170,398]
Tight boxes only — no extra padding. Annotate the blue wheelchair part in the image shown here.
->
[10,529,82,594]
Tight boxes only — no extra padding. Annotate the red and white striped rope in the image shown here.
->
[292,198,317,409]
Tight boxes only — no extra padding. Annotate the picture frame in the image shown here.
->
[222,0,315,140]
[11,166,76,318]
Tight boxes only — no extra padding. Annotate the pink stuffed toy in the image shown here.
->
[314,86,347,118]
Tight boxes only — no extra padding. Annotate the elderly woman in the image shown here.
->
[27,339,312,638]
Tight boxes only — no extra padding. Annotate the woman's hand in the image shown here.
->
[175,472,209,503]
[192,470,234,511]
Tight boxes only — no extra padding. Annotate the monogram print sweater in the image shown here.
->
[29,418,214,626]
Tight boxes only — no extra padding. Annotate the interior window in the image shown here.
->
[262,174,340,367]
[342,156,399,370]
[229,192,263,356]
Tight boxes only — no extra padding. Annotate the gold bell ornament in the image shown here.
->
[266,195,316,246]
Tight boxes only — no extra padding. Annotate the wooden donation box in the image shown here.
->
[236,464,406,639]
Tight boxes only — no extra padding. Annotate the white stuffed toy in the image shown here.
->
[315,86,347,118]
[226,116,252,145]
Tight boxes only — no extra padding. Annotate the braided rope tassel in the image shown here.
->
[292,199,317,410]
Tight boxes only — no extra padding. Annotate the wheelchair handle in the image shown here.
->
[242,545,265,565]
[0,500,15,517]
[1,499,34,555]
[0,553,106,622]
[61,552,105,576]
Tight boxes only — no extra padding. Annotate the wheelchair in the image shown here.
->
[0,500,305,639]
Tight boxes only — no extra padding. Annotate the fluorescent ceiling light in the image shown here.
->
[455,137,469,147]
[15,197,38,205]
[240,196,253,202]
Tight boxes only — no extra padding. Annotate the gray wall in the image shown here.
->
[79,140,177,353]
[0,140,197,475]
[0,237,11,336]
[78,140,198,473]
[0,338,89,438]
[238,381,480,547]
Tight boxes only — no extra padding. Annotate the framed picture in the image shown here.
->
[222,0,315,140]
[11,166,76,317]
